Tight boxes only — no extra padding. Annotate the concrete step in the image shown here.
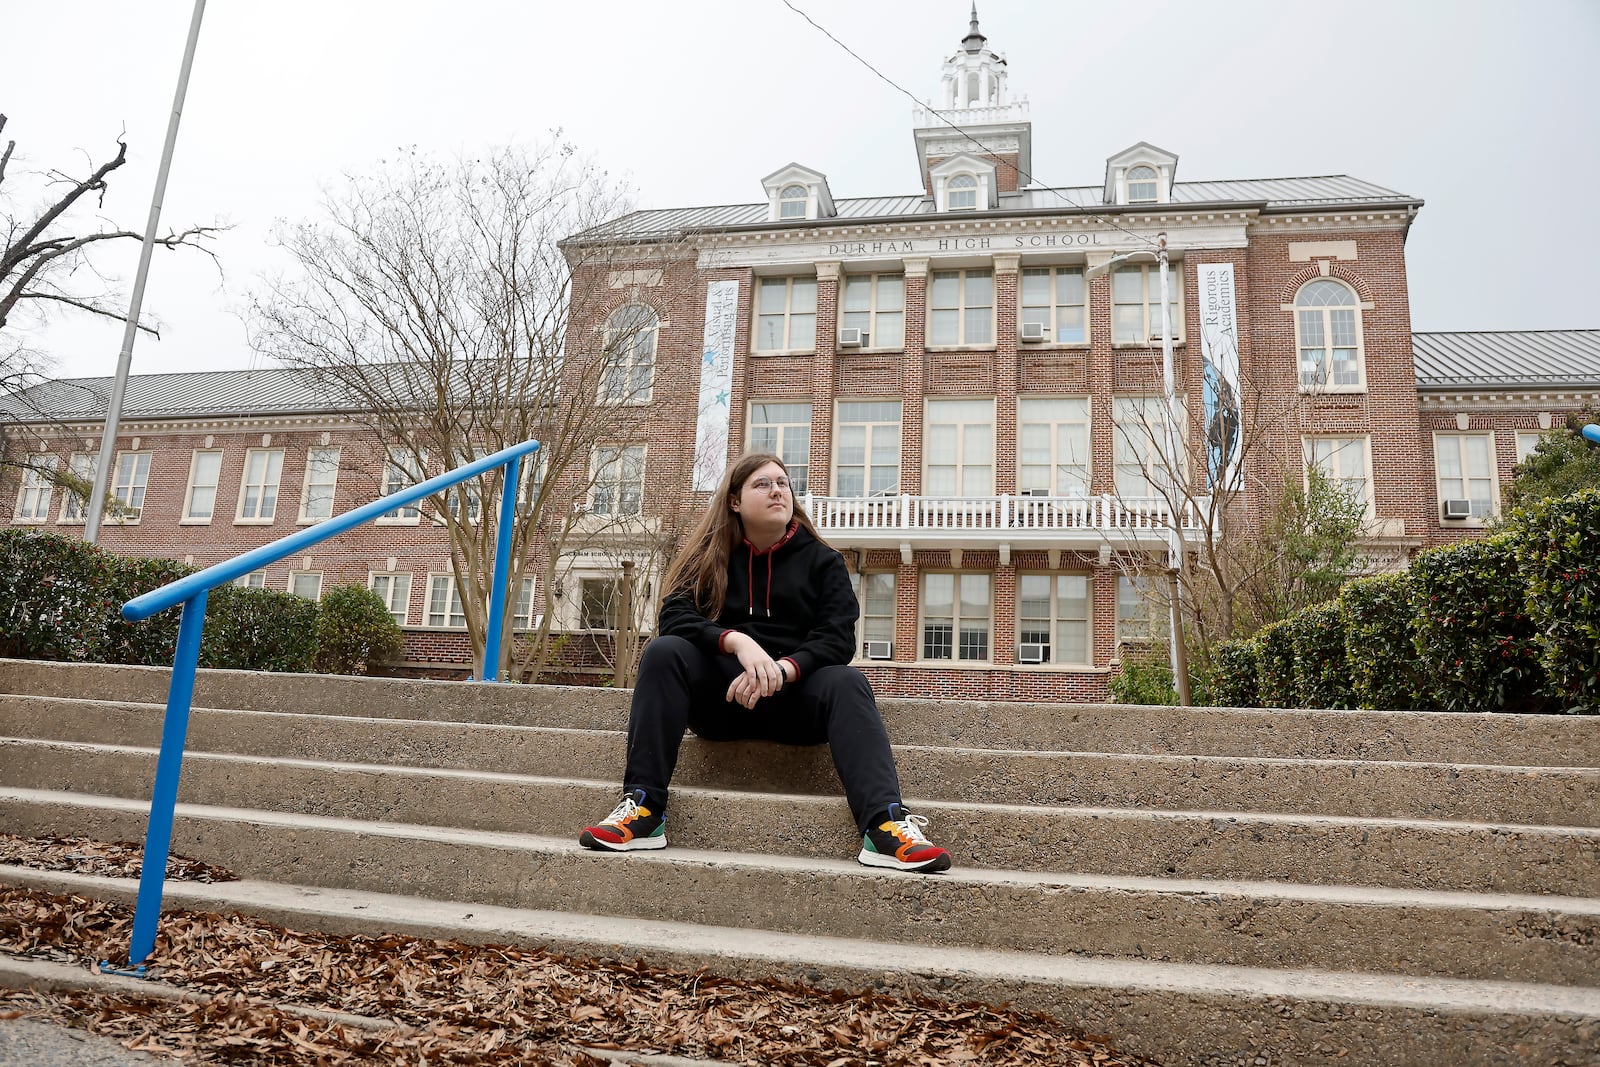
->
[6,659,1599,766]
[4,694,1595,827]
[0,787,1595,989]
[6,866,1595,1067]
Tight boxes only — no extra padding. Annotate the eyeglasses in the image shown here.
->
[746,476,792,493]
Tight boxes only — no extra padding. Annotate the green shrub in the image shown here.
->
[99,555,197,666]
[0,529,112,661]
[1291,601,1355,709]
[1512,488,1600,714]
[1209,638,1260,708]
[1255,619,1298,708]
[199,586,320,673]
[315,584,404,675]
[1410,535,1548,713]
[1341,571,1425,710]
[1109,647,1176,705]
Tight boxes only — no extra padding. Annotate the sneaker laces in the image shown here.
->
[889,810,933,846]
[603,793,642,827]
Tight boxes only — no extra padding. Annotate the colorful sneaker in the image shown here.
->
[579,789,667,852]
[858,804,952,873]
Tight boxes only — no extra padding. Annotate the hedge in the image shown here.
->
[1209,639,1260,708]
[1512,488,1600,713]
[1340,571,1424,710]
[1409,535,1549,713]
[1290,601,1355,709]
[198,585,321,673]
[1254,619,1298,708]
[315,584,405,676]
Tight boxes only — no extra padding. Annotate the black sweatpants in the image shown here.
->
[622,635,903,835]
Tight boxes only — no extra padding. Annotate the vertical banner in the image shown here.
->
[693,280,740,491]
[1198,263,1242,492]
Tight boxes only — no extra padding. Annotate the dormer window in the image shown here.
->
[779,184,809,219]
[948,174,978,210]
[1126,166,1158,203]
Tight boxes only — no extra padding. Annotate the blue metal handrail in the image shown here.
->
[104,437,540,974]
[1584,424,1600,446]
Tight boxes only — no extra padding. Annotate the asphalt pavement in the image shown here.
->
[0,1018,167,1066]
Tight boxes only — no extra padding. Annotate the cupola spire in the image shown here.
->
[961,4,986,52]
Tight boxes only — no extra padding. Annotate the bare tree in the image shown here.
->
[250,140,700,677]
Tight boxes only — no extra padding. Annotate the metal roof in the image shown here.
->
[1413,330,1600,390]
[585,175,1416,241]
[0,367,347,422]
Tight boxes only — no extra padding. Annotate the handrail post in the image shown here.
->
[103,589,208,975]
[479,454,521,682]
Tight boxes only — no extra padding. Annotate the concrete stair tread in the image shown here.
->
[3,865,1595,1021]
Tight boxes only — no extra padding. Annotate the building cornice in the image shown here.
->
[1416,387,1600,411]
[7,412,370,440]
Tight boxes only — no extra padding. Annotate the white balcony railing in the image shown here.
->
[804,493,1208,544]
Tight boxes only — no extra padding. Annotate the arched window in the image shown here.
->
[947,173,978,210]
[1126,165,1158,203]
[601,305,657,403]
[1294,279,1363,390]
[779,184,809,219]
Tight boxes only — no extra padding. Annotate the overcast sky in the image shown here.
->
[5,0,1597,381]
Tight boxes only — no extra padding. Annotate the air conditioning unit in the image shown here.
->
[1019,321,1047,343]
[864,639,893,660]
[1018,642,1048,664]
[1023,487,1052,498]
[838,327,866,348]
[1441,498,1472,520]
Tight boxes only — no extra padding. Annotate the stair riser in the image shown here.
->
[4,699,1596,827]
[0,793,1593,988]
[7,661,1597,765]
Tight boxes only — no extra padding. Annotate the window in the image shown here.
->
[929,269,994,347]
[1435,433,1496,520]
[600,305,657,404]
[59,453,95,522]
[591,445,645,517]
[518,452,548,515]
[299,446,340,522]
[425,573,468,628]
[840,273,905,349]
[380,447,425,522]
[183,450,223,522]
[109,452,151,523]
[755,276,817,352]
[14,454,57,522]
[512,576,539,630]
[369,572,412,626]
[1020,267,1086,344]
[834,401,901,497]
[921,573,990,661]
[947,173,978,210]
[779,184,808,219]
[235,570,267,590]
[1305,437,1373,516]
[1018,398,1092,495]
[749,402,811,495]
[1113,264,1182,345]
[446,447,490,525]
[1126,165,1158,203]
[237,448,284,522]
[1017,573,1091,665]
[924,398,994,497]
[581,577,619,630]
[289,571,323,600]
[1295,280,1363,390]
[1117,575,1168,644]
[1515,431,1545,464]
[856,572,895,658]
[1113,397,1174,498]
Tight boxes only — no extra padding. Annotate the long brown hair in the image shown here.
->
[662,452,828,616]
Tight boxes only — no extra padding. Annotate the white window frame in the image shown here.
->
[600,304,658,405]
[1294,279,1366,392]
[512,575,539,630]
[1020,267,1087,345]
[928,268,995,348]
[1434,431,1499,524]
[1018,397,1092,495]
[234,570,268,590]
[778,184,809,220]
[1112,264,1183,346]
[578,575,620,631]
[854,571,896,661]
[748,402,812,496]
[108,451,151,524]
[13,454,57,523]
[833,400,901,498]
[235,447,284,524]
[1117,574,1168,646]
[754,276,818,353]
[840,273,905,351]
[924,398,994,498]
[1514,431,1545,464]
[1124,165,1159,204]
[289,571,324,600]
[377,446,425,524]
[1304,436,1375,519]
[946,173,979,210]
[368,572,413,626]
[920,572,991,662]
[1113,397,1176,499]
[298,446,341,523]
[424,572,468,629]
[1017,572,1092,666]
[59,453,96,524]
[182,449,224,524]
[590,444,645,517]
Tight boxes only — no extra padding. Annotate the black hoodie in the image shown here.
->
[657,521,857,680]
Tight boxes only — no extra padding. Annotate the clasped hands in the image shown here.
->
[724,632,793,709]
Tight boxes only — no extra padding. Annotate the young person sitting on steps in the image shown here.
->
[578,451,952,874]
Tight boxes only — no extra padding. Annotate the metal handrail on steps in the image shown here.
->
[102,438,541,974]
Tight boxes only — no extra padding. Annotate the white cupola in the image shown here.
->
[912,5,1031,200]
